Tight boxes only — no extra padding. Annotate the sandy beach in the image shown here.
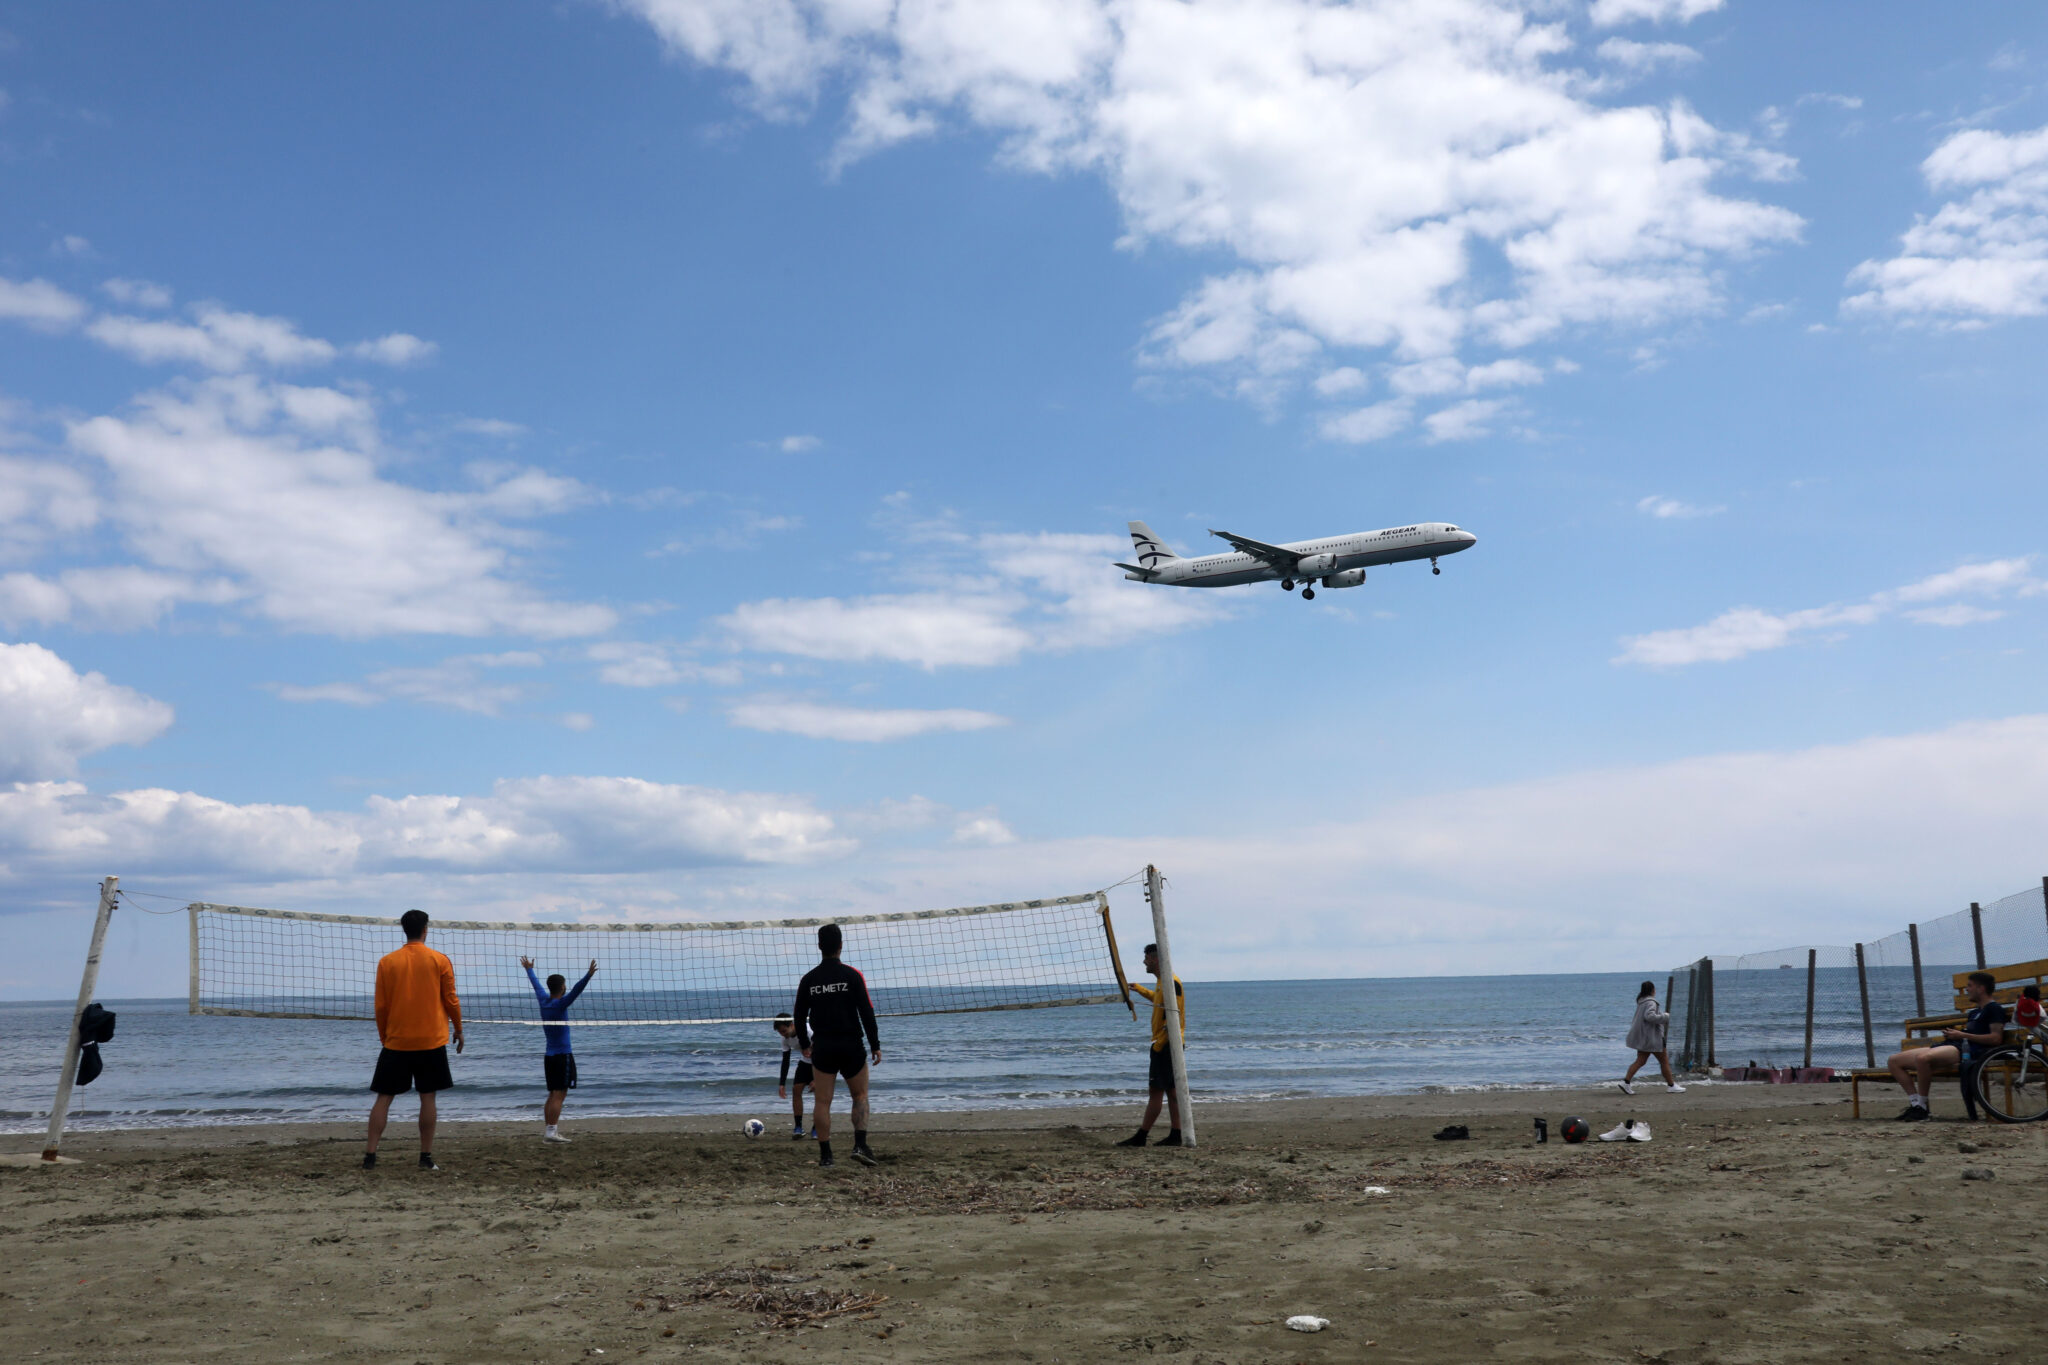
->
[8,1083,2038,1363]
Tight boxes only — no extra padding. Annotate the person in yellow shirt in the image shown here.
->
[1116,943,1186,1148]
[363,909,463,1171]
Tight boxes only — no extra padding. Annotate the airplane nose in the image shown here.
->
[1462,531,1478,545]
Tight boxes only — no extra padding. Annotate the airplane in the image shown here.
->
[1115,520,1478,600]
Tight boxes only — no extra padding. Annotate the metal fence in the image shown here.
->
[1667,879,2048,1073]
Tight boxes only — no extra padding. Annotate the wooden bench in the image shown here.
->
[1849,958,2048,1116]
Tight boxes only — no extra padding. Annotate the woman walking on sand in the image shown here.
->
[1618,981,1685,1096]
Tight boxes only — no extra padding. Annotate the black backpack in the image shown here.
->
[75,1003,117,1086]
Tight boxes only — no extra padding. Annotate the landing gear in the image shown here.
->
[1301,587,1316,601]
[1280,578,1294,591]
[1431,557,1441,575]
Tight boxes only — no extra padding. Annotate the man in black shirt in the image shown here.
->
[1885,970,2008,1121]
[793,923,881,1168]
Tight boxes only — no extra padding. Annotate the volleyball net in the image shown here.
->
[188,892,1136,1026]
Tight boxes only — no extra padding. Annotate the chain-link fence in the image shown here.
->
[1667,879,2048,1073]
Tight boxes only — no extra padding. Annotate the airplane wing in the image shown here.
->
[1207,529,1298,569]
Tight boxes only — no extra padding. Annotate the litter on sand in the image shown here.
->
[1362,1185,1391,1195]
[1285,1315,1330,1333]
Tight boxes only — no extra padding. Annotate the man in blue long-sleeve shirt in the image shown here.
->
[521,956,596,1143]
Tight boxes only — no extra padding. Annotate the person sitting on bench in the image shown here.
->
[1885,970,2007,1122]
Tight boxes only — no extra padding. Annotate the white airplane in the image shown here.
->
[1116,520,1478,600]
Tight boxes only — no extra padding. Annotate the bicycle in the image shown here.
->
[1971,1028,2048,1123]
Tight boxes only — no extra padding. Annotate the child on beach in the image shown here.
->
[774,1012,813,1139]
[522,956,596,1143]
[2015,984,2043,1034]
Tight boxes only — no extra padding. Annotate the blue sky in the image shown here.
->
[4,0,2048,997]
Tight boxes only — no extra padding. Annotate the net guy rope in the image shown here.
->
[190,891,1140,1027]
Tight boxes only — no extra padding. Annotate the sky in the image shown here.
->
[3,1,2048,998]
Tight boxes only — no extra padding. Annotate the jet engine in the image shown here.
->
[1295,553,1338,576]
[1322,569,1365,589]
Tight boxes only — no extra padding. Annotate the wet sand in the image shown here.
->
[8,1083,2039,1363]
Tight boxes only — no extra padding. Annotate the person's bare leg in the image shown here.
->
[1624,1052,1648,1083]
[1887,1049,1917,1093]
[1656,1051,1676,1085]
[366,1093,393,1153]
[812,1072,838,1143]
[1139,1088,1165,1132]
[1166,1088,1183,1129]
[419,1090,437,1153]
[545,1089,566,1125]
[847,1068,870,1134]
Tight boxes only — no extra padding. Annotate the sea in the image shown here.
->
[0,971,1841,1135]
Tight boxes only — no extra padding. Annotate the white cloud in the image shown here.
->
[728,698,1009,742]
[52,234,94,258]
[718,528,1226,669]
[656,511,802,555]
[46,375,615,638]
[87,305,340,370]
[1588,0,1724,26]
[1595,38,1701,75]
[1617,556,2039,666]
[951,811,1018,846]
[0,773,851,878]
[451,417,528,439]
[622,0,1799,416]
[101,278,173,310]
[0,277,88,329]
[1635,494,1724,519]
[1312,367,1368,396]
[779,434,822,453]
[1318,399,1413,445]
[270,652,545,715]
[0,641,174,781]
[351,332,438,366]
[1844,123,2048,321]
[1422,398,1503,442]
[561,712,597,731]
[0,457,99,559]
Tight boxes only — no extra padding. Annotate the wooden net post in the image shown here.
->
[1971,903,1986,970]
[1098,892,1135,1020]
[1144,865,1195,1149]
[1908,923,1925,1019]
[1803,948,1816,1069]
[1855,942,1875,1069]
[43,876,118,1162]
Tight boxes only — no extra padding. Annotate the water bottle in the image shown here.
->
[1533,1117,1548,1144]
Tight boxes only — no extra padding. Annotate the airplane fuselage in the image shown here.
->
[1125,522,1477,588]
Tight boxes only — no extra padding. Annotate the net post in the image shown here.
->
[1681,964,1699,1070]
[1098,892,1135,1019]
[1855,942,1875,1069]
[1971,903,1986,970]
[188,902,201,1015]
[1908,923,1925,1018]
[2040,876,2047,940]
[43,876,118,1163]
[1803,948,1816,1069]
[1145,864,1195,1150]
[1702,957,1716,1068]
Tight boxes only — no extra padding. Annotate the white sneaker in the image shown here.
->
[1598,1121,1633,1142]
[1616,1081,1636,1096]
[1628,1121,1652,1142]
[543,1131,569,1144]
[1666,1084,1687,1094]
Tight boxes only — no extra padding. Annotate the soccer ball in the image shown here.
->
[1559,1116,1590,1144]
[743,1119,765,1138]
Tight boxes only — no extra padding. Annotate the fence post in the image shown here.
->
[1855,942,1875,1069]
[1803,948,1816,1069]
[1703,958,1716,1068]
[1908,923,1926,1019]
[1971,903,1986,970]
[2041,876,2047,941]
[1681,964,1699,1070]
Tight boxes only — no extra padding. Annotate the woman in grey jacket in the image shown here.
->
[1619,981,1685,1096]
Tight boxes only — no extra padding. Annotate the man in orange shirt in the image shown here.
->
[364,909,463,1171]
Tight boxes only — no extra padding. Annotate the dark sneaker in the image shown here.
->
[1153,1131,1186,1148]
[852,1145,877,1167]
[819,1154,836,1168]
[1896,1105,1930,1122]
[1115,1131,1150,1148]
[361,1152,376,1170]
[419,1153,441,1170]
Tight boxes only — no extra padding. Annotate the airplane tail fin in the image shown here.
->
[1127,521,1180,571]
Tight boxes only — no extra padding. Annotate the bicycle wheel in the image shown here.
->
[1973,1046,2048,1122]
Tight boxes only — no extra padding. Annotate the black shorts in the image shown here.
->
[545,1053,578,1092]
[1148,1046,1176,1093]
[791,1060,814,1086]
[371,1046,453,1096]
[808,1038,867,1079]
